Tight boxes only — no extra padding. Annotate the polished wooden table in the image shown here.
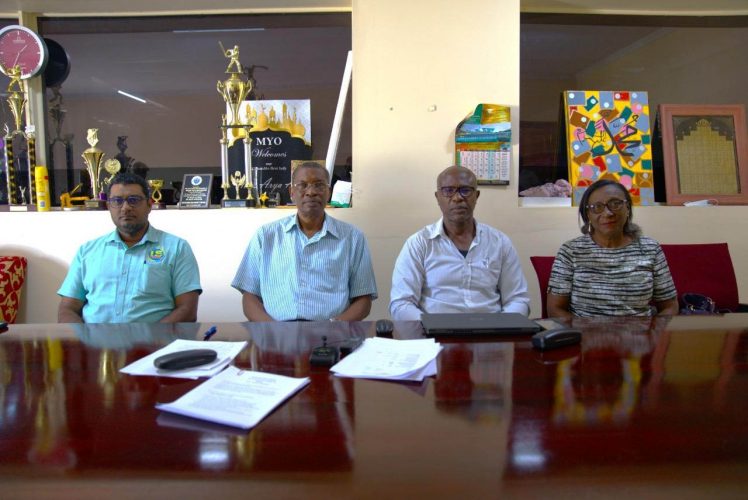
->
[1,316,748,498]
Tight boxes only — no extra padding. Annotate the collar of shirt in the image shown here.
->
[428,217,483,249]
[105,224,157,248]
[282,213,340,241]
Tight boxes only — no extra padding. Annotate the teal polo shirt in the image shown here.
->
[58,225,202,323]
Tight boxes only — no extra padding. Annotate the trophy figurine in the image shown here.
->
[148,179,166,209]
[216,43,252,128]
[258,191,269,208]
[81,128,107,210]
[229,171,246,201]
[102,158,121,194]
[217,43,257,208]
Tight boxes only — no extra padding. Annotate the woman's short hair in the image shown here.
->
[578,179,641,238]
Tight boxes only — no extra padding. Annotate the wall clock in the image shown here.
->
[43,38,70,87]
[0,25,49,79]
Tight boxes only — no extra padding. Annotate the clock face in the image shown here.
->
[0,25,48,79]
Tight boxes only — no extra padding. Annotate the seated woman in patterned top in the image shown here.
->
[547,179,679,318]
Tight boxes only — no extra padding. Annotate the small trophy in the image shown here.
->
[148,179,166,209]
[81,128,107,210]
[102,159,121,192]
[217,43,256,208]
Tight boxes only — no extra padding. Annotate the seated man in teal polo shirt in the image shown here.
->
[57,173,202,323]
[232,161,377,321]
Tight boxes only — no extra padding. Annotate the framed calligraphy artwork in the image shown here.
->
[563,90,654,206]
[658,104,748,205]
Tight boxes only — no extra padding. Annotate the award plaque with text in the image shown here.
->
[179,174,213,209]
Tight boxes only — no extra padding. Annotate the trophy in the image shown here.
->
[102,159,121,191]
[216,43,256,208]
[148,179,166,209]
[81,128,107,210]
[2,65,39,211]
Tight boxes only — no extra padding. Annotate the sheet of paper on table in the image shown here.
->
[120,338,248,379]
[330,337,443,382]
[156,365,310,429]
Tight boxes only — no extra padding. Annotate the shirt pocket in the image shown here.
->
[470,257,501,292]
[139,263,171,295]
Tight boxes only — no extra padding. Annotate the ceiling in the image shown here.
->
[1,0,747,17]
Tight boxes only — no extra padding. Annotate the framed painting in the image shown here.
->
[563,90,655,206]
[659,104,748,205]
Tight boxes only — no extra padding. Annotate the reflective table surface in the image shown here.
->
[1,316,748,498]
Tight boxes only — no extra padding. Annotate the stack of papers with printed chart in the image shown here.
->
[330,337,443,382]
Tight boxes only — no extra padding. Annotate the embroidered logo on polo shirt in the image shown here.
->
[148,247,165,263]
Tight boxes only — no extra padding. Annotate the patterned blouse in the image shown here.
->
[548,235,677,317]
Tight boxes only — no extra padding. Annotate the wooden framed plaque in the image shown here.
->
[659,104,748,205]
[178,174,213,209]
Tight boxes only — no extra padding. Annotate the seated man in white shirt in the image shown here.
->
[389,166,530,320]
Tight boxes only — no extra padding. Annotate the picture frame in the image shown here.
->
[659,104,748,205]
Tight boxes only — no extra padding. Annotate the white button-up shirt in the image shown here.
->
[389,219,530,320]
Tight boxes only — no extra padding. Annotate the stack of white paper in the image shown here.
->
[330,337,442,382]
[156,365,310,429]
[120,339,247,379]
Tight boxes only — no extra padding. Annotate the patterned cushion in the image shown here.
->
[0,256,27,323]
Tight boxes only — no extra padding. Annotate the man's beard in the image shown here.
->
[120,221,147,237]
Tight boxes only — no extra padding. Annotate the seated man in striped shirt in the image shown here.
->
[232,161,377,321]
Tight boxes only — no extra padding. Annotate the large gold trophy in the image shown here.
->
[81,128,108,210]
[2,65,38,211]
[216,43,256,208]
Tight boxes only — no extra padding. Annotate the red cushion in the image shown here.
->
[530,256,555,318]
[660,243,739,312]
[0,256,28,323]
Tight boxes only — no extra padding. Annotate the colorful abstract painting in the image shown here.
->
[563,90,655,206]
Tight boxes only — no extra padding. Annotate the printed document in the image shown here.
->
[331,337,442,382]
[156,365,310,429]
[120,339,247,379]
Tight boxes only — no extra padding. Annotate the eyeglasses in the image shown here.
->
[586,199,627,214]
[293,181,328,193]
[439,186,476,198]
[108,195,146,208]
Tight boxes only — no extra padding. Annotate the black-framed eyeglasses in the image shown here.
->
[438,186,476,198]
[293,181,328,193]
[586,199,627,214]
[108,195,146,208]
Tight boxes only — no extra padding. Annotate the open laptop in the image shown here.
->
[421,312,542,337]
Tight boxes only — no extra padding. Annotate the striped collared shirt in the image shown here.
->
[232,214,377,320]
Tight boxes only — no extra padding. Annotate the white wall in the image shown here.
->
[2,0,748,324]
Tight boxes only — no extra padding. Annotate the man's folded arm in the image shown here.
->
[159,290,200,323]
[335,295,372,321]
[242,292,275,322]
[58,296,85,323]
[389,237,426,321]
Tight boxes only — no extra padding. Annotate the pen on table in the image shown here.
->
[202,326,218,341]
